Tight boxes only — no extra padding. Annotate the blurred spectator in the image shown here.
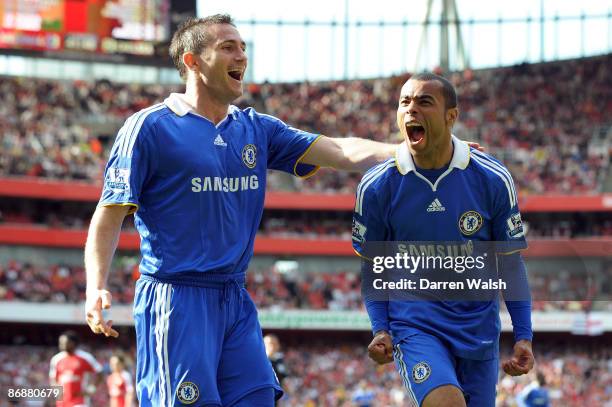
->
[265,334,289,389]
[49,330,103,407]
[107,353,135,407]
[515,371,551,407]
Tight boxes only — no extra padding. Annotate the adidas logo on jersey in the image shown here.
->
[427,198,445,212]
[214,134,227,147]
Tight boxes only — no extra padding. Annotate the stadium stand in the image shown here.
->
[0,55,610,193]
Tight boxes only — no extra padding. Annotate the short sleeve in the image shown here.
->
[49,358,58,382]
[352,176,388,257]
[99,116,157,215]
[122,371,134,392]
[264,114,321,178]
[491,168,527,254]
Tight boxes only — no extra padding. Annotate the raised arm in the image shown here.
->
[299,135,484,173]
[299,136,397,172]
[84,205,129,338]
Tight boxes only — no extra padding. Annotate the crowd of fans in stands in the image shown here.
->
[0,258,137,304]
[1,258,609,311]
[0,55,609,193]
[0,342,610,406]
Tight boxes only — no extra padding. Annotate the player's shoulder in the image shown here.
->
[468,148,514,183]
[361,157,397,183]
[113,103,169,153]
[468,148,519,207]
[121,370,133,381]
[119,103,169,137]
[356,158,397,201]
[232,106,286,128]
[74,349,102,369]
[50,351,68,364]
[125,102,169,126]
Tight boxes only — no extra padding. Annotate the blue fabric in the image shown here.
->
[353,142,528,360]
[133,276,282,406]
[230,387,276,406]
[523,387,550,407]
[393,332,498,407]
[500,253,533,341]
[364,298,389,335]
[99,103,320,279]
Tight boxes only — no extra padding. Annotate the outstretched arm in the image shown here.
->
[300,136,484,172]
[300,136,396,172]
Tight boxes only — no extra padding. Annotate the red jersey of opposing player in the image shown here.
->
[49,332,102,407]
[107,370,134,407]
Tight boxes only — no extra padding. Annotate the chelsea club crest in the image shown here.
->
[242,144,257,169]
[459,210,483,236]
[176,381,199,404]
[412,362,431,383]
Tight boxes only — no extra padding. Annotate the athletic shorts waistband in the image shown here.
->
[139,272,246,288]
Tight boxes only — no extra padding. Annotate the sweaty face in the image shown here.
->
[397,79,455,159]
[197,24,247,103]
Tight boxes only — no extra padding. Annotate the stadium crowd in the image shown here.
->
[0,55,609,194]
[1,259,609,311]
[0,258,137,304]
[0,342,609,406]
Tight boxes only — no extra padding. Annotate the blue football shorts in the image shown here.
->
[392,331,498,407]
[133,273,282,406]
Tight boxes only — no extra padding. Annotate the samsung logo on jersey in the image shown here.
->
[191,175,259,192]
[396,241,474,257]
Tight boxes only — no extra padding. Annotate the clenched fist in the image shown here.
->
[368,330,394,365]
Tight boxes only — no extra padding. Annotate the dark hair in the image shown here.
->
[60,330,79,345]
[537,372,547,386]
[410,72,458,109]
[112,353,126,365]
[169,14,235,81]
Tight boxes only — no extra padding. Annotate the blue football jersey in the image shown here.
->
[517,382,551,407]
[523,387,550,407]
[100,93,320,278]
[353,137,527,360]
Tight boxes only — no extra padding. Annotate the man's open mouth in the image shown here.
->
[406,123,425,143]
[228,69,243,81]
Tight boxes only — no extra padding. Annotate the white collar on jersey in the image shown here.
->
[163,93,234,121]
[395,134,471,175]
[164,93,197,116]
